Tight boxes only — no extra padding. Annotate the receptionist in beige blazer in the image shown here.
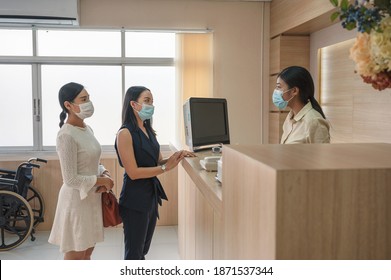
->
[272,66,330,144]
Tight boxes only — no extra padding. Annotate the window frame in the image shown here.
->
[0,27,175,153]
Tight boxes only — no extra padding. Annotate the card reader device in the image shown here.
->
[199,156,221,172]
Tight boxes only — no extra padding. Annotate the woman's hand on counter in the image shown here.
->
[180,150,197,158]
[165,150,196,171]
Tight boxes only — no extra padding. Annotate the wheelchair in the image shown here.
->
[0,158,47,251]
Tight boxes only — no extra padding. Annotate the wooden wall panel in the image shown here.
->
[276,169,391,259]
[0,161,20,171]
[269,112,289,144]
[269,37,280,75]
[320,39,391,143]
[177,156,223,260]
[157,166,178,226]
[322,106,353,143]
[223,146,277,259]
[268,35,309,144]
[1,154,178,231]
[195,186,213,260]
[353,93,391,142]
[177,165,186,258]
[184,171,196,259]
[270,36,310,75]
[284,9,338,35]
[270,0,335,37]
[213,211,223,260]
[32,160,62,231]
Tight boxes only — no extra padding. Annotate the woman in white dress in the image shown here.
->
[48,82,114,260]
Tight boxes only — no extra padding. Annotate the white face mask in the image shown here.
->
[73,101,94,119]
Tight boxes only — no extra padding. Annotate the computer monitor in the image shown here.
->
[183,97,230,152]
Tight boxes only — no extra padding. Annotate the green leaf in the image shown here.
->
[330,11,340,21]
[345,22,356,30]
[330,0,339,7]
[341,0,349,10]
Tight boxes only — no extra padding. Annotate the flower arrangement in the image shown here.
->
[330,0,391,90]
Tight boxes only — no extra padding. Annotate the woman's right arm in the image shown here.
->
[116,128,184,180]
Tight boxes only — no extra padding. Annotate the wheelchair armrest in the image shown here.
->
[0,177,18,185]
[0,168,16,175]
[0,177,19,193]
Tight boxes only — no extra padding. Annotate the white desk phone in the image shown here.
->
[199,156,221,171]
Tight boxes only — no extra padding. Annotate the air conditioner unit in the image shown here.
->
[0,0,79,27]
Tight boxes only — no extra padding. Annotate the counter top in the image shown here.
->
[225,143,391,170]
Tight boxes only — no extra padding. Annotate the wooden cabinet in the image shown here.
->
[222,143,391,259]
[195,184,214,259]
[178,144,391,259]
[268,35,310,143]
[178,156,223,260]
[268,111,289,144]
[267,0,337,144]
[270,0,336,37]
[178,165,196,259]
[270,35,310,75]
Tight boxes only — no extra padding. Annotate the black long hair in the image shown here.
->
[278,66,326,119]
[121,86,155,134]
[58,82,84,127]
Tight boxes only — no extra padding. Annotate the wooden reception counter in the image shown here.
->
[178,143,391,260]
[178,150,223,260]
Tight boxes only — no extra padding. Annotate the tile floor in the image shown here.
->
[0,226,180,260]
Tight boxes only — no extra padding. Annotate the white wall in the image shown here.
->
[80,0,268,145]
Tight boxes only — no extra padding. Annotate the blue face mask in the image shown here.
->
[272,89,292,110]
[135,102,154,121]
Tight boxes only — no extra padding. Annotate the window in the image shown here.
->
[0,65,33,147]
[0,29,32,56]
[125,66,175,145]
[125,32,175,58]
[0,28,176,151]
[41,65,122,146]
[37,30,121,57]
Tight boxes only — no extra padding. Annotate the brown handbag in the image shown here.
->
[101,190,122,227]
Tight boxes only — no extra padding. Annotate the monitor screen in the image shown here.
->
[183,97,230,151]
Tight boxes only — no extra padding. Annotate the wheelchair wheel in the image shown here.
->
[26,186,45,228]
[0,190,34,251]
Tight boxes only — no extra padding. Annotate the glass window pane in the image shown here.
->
[37,30,121,57]
[0,29,32,56]
[41,65,122,146]
[0,65,33,146]
[125,66,175,145]
[125,32,175,58]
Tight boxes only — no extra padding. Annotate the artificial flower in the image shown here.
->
[331,0,391,90]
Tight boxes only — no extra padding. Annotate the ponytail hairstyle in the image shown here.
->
[278,66,326,119]
[58,82,84,127]
[121,86,155,134]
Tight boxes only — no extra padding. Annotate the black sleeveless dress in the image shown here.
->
[115,124,167,217]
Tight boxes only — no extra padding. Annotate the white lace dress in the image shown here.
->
[48,123,106,253]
